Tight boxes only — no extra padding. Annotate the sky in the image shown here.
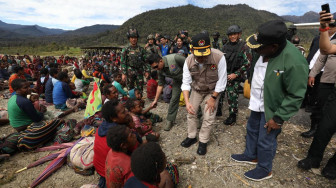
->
[1,0,336,30]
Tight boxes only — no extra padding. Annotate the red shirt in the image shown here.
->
[146,79,158,99]
[93,131,110,177]
[105,150,133,188]
[9,74,26,93]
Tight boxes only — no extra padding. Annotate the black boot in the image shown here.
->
[322,156,336,180]
[301,120,318,138]
[224,114,236,125]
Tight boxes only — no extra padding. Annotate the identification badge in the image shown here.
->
[273,69,284,76]
[210,64,217,70]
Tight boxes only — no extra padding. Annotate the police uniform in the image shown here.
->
[181,33,227,155]
[158,54,185,124]
[121,44,149,92]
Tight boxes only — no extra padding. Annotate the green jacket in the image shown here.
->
[252,41,308,123]
[158,54,185,86]
[264,41,308,121]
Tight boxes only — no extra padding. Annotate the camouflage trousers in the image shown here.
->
[126,67,144,92]
[226,80,240,115]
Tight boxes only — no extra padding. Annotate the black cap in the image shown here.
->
[246,20,287,49]
[191,33,211,56]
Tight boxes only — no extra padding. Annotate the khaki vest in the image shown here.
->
[186,48,224,93]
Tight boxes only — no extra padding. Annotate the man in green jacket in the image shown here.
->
[147,53,185,131]
[231,20,308,181]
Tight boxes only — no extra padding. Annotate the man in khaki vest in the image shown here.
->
[180,33,227,155]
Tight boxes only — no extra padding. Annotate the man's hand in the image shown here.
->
[205,97,216,114]
[264,119,281,134]
[144,72,149,79]
[227,73,237,81]
[185,102,196,115]
[122,74,127,82]
[150,100,157,108]
[308,77,315,87]
[320,11,333,27]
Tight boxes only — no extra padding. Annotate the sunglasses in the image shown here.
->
[152,65,159,69]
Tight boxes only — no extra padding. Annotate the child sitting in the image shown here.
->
[74,69,90,92]
[125,99,160,142]
[112,73,128,99]
[146,71,158,100]
[130,88,162,125]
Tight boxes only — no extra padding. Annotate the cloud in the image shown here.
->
[0,0,332,30]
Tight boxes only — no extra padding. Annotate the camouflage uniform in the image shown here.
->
[218,41,252,116]
[121,44,149,92]
[145,44,162,57]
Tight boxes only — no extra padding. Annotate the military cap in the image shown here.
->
[246,20,287,49]
[191,33,211,56]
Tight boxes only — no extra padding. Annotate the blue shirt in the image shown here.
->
[160,44,169,56]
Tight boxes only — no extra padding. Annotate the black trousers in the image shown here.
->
[311,83,335,122]
[304,72,323,107]
[308,87,336,163]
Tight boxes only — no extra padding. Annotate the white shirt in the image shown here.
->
[181,55,227,93]
[249,56,268,112]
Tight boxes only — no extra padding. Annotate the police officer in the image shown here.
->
[219,25,251,125]
[180,33,227,155]
[211,32,221,49]
[145,34,162,57]
[121,28,149,92]
[147,53,186,131]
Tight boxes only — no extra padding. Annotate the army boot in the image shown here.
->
[164,120,174,131]
[224,114,236,125]
[301,119,318,138]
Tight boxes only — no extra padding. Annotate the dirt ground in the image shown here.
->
[1,89,336,188]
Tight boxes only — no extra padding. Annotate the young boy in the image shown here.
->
[112,73,128,98]
[146,71,158,100]
[105,125,138,188]
[125,99,160,141]
[74,69,90,92]
[132,89,162,125]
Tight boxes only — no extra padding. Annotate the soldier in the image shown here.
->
[121,28,149,92]
[219,25,251,125]
[144,34,162,57]
[211,32,221,49]
[147,53,186,131]
[180,33,227,155]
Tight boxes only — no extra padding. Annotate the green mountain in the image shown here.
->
[86,4,286,46]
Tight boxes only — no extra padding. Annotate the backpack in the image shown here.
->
[68,136,95,175]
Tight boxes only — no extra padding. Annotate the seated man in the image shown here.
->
[8,79,45,132]
[8,66,26,94]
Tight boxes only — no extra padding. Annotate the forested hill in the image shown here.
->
[89,4,284,45]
